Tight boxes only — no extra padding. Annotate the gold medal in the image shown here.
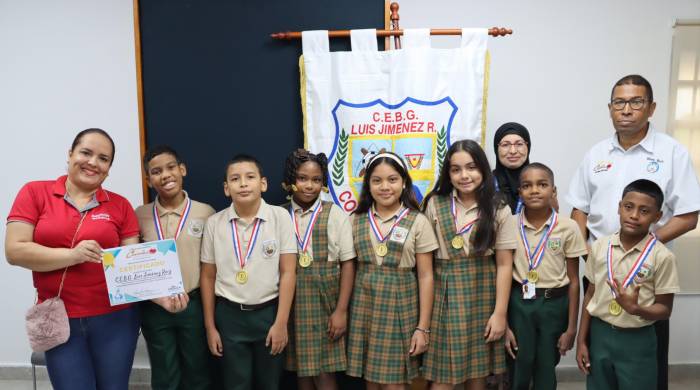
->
[609,300,623,316]
[299,252,312,268]
[527,270,539,283]
[451,236,464,249]
[375,243,388,257]
[235,270,248,284]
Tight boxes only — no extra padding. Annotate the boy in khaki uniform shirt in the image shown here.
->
[505,163,587,390]
[200,155,297,390]
[577,179,679,390]
[135,146,216,390]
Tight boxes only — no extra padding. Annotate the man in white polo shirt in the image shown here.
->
[567,74,700,390]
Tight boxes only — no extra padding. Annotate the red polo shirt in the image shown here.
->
[7,175,140,318]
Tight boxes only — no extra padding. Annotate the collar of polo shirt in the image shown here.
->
[609,123,656,153]
[227,199,271,222]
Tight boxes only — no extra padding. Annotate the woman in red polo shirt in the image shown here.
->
[6,128,141,390]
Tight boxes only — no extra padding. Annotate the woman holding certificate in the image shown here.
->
[5,128,141,390]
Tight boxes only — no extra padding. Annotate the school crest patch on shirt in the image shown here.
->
[262,239,278,258]
[634,263,653,283]
[389,226,409,244]
[547,237,562,252]
[188,219,204,237]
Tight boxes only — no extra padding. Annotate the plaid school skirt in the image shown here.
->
[286,261,347,376]
[423,256,506,384]
[346,264,420,384]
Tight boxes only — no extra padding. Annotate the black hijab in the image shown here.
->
[493,122,531,214]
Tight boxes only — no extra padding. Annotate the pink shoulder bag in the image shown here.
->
[25,211,88,352]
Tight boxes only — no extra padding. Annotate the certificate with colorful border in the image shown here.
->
[102,239,185,305]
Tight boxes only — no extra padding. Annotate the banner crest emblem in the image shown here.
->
[328,97,457,213]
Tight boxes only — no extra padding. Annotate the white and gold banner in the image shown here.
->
[301,28,489,212]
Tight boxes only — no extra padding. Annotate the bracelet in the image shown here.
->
[415,327,431,334]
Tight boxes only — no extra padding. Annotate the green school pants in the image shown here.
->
[507,287,569,390]
[588,317,657,390]
[215,298,284,390]
[141,290,215,390]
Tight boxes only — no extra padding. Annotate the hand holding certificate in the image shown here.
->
[102,239,185,306]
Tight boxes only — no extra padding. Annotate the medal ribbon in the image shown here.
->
[451,197,478,235]
[607,233,657,297]
[153,197,192,241]
[290,202,323,253]
[368,207,410,243]
[519,208,558,271]
[231,218,262,268]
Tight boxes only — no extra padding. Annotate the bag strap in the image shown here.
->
[56,210,90,298]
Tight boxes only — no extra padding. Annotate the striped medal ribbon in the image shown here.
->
[368,207,410,257]
[153,197,192,241]
[450,197,478,249]
[519,209,558,283]
[290,202,323,267]
[231,218,262,283]
[606,233,657,315]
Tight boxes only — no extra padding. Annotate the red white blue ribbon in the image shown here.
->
[153,197,191,241]
[368,207,410,243]
[231,218,262,268]
[451,197,478,235]
[519,209,558,272]
[607,233,657,297]
[290,201,323,253]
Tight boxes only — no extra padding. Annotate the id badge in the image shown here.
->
[522,280,536,300]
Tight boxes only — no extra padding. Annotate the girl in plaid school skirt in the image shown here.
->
[346,152,438,389]
[422,140,517,389]
[281,149,356,390]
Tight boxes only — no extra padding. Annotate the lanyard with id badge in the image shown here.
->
[518,209,557,299]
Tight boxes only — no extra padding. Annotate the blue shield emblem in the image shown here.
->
[327,97,457,212]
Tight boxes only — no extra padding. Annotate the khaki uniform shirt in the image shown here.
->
[424,191,518,259]
[512,213,588,288]
[135,194,215,293]
[289,198,356,262]
[201,199,297,304]
[350,205,439,268]
[585,232,679,328]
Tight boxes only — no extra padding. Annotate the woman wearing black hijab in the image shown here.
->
[493,122,531,214]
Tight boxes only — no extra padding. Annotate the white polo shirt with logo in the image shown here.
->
[567,125,700,241]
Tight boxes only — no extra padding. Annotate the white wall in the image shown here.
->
[400,0,700,366]
[0,0,146,366]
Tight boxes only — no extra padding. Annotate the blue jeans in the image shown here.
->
[45,306,141,390]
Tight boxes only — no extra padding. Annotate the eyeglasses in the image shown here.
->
[497,141,528,151]
[610,98,647,111]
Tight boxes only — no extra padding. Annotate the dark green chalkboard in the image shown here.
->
[139,0,385,212]
[139,2,384,386]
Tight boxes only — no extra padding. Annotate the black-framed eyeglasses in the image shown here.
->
[611,98,647,111]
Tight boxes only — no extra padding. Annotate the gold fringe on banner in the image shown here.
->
[299,55,309,150]
[480,50,491,148]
